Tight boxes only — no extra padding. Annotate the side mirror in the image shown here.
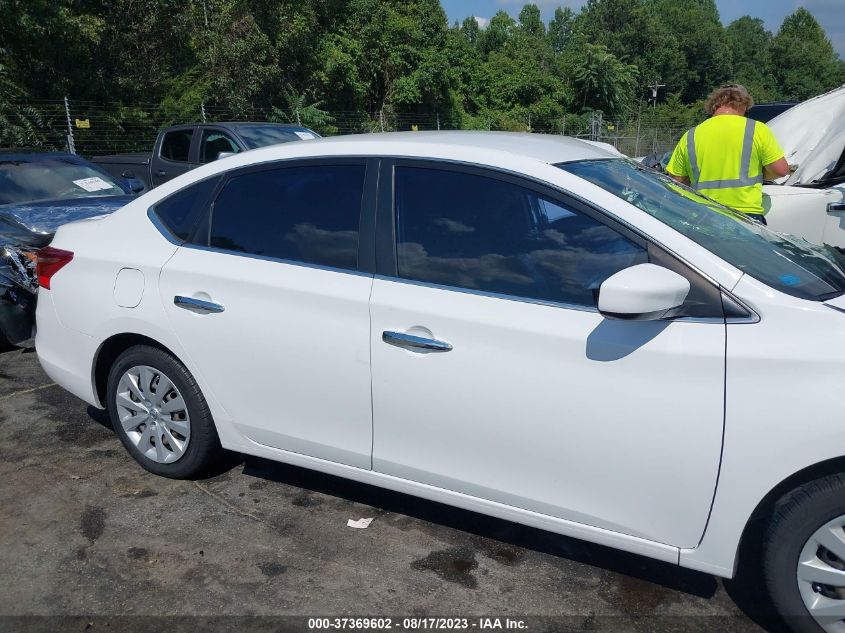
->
[216,151,237,161]
[597,264,690,321]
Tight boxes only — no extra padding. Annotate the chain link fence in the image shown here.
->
[6,98,691,159]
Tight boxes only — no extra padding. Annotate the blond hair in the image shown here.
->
[705,84,754,115]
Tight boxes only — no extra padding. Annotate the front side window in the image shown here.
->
[395,166,646,307]
[160,129,193,162]
[559,159,845,301]
[209,164,364,270]
[200,130,239,163]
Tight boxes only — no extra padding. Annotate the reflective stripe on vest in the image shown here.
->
[686,118,763,190]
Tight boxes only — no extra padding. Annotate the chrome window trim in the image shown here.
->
[181,242,374,279]
[375,274,601,314]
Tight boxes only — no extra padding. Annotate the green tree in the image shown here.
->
[771,8,845,101]
[725,16,776,101]
[518,4,544,38]
[547,7,574,54]
[572,43,639,116]
[478,11,515,55]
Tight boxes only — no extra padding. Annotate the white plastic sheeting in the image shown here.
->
[768,84,845,186]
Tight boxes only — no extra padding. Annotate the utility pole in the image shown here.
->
[648,80,665,110]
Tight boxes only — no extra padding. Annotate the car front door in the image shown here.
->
[152,127,197,187]
[369,161,726,548]
[158,158,377,468]
[198,128,241,164]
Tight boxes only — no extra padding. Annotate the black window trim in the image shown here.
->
[376,157,755,323]
[172,156,378,277]
[148,174,223,245]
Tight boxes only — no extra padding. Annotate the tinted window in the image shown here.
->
[160,129,193,162]
[395,167,646,307]
[210,164,364,270]
[200,130,239,163]
[153,177,217,241]
[559,159,845,301]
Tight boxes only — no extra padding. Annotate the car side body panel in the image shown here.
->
[34,133,845,580]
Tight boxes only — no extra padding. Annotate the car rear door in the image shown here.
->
[369,160,726,548]
[157,158,377,468]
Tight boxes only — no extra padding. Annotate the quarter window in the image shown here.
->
[209,164,365,270]
[160,129,193,162]
[152,177,218,241]
[395,167,647,307]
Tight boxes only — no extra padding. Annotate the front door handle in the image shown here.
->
[174,295,225,313]
[382,331,452,353]
[828,202,845,215]
[156,169,166,178]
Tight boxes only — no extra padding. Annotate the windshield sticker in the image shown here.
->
[294,131,316,140]
[72,177,113,192]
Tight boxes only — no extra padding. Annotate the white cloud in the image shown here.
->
[474,15,490,29]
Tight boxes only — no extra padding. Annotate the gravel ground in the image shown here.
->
[0,347,782,633]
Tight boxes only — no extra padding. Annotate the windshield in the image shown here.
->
[235,126,319,150]
[0,158,127,206]
[559,159,845,301]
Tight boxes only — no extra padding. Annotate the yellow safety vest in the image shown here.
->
[667,115,784,215]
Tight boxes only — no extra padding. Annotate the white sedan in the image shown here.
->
[36,132,845,632]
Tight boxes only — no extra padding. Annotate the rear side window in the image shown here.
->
[152,177,217,241]
[209,164,365,270]
[160,129,193,162]
[394,167,646,307]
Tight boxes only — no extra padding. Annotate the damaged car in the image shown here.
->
[0,151,137,347]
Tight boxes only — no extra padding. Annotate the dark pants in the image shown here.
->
[745,213,767,225]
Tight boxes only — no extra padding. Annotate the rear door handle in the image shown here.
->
[174,295,225,313]
[382,331,452,352]
[156,169,166,178]
[828,202,845,215]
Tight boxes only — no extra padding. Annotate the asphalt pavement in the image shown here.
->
[0,347,782,633]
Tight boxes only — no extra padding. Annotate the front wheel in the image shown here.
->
[106,345,223,478]
[764,474,845,633]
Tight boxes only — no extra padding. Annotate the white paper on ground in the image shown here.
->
[294,131,316,140]
[73,177,113,192]
[346,517,373,529]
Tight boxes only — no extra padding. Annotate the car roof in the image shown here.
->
[280,131,619,164]
[164,122,313,131]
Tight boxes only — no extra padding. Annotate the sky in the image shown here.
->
[440,0,845,56]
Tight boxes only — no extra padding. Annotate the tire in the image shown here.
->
[106,344,223,478]
[763,474,845,633]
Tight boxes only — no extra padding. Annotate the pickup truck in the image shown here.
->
[92,122,319,191]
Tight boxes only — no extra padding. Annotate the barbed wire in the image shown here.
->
[6,99,690,159]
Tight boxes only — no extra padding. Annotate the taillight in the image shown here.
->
[36,247,74,290]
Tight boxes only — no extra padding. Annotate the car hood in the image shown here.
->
[0,195,133,235]
[768,85,845,186]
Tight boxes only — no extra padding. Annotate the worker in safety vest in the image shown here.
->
[666,84,790,224]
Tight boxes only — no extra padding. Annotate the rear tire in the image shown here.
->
[763,474,845,633]
[106,345,223,478]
